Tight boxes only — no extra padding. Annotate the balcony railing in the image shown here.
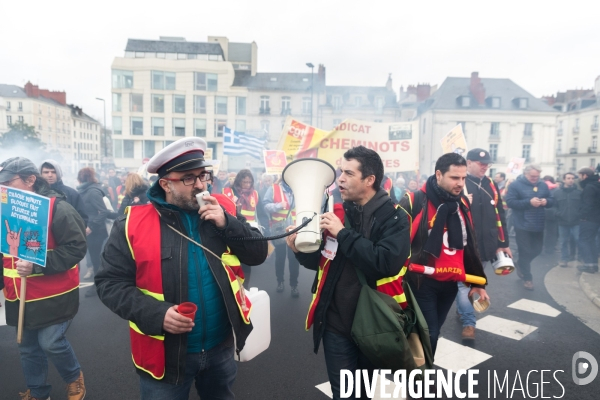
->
[259,107,271,115]
[281,108,291,116]
[569,147,578,154]
[588,147,597,153]
[557,128,563,136]
[573,127,579,134]
[592,124,599,132]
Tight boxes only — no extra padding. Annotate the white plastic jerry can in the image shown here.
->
[236,287,271,362]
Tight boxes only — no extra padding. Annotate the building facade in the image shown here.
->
[418,72,559,177]
[70,105,102,171]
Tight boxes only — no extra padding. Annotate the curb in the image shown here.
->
[579,273,600,309]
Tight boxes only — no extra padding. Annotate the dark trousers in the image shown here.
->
[515,228,544,281]
[579,221,600,266]
[274,242,299,287]
[407,277,458,356]
[87,232,106,274]
[322,330,375,400]
[544,220,558,254]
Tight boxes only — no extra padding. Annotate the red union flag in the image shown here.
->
[263,150,287,174]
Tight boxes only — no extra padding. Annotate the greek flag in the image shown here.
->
[223,127,266,159]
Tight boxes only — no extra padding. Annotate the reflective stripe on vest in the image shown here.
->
[270,184,296,225]
[124,204,252,379]
[488,181,506,242]
[304,203,407,330]
[2,197,80,303]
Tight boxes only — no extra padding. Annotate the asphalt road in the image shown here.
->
[1,244,599,399]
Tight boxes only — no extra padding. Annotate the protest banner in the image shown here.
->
[1,186,51,267]
[506,157,526,179]
[277,117,419,172]
[440,124,468,156]
[263,150,287,174]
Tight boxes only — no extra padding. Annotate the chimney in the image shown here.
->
[24,81,66,105]
[24,81,40,98]
[386,74,393,90]
[416,84,431,102]
[318,64,326,86]
[470,72,485,105]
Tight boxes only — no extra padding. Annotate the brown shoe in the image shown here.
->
[66,371,86,400]
[19,390,50,400]
[524,281,534,290]
[462,326,475,340]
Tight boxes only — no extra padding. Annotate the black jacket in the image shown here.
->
[95,197,267,385]
[465,175,509,261]
[553,185,582,226]
[399,189,487,288]
[117,184,150,214]
[50,180,89,226]
[77,182,109,238]
[579,174,600,224]
[0,189,87,329]
[295,193,411,354]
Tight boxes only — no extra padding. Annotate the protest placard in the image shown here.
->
[1,186,51,267]
[440,124,468,156]
[506,157,526,179]
[263,150,287,174]
[277,117,419,172]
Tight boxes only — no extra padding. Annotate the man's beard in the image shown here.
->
[168,183,202,211]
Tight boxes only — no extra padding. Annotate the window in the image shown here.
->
[333,119,342,129]
[152,95,164,113]
[422,118,426,135]
[355,97,362,107]
[152,118,164,136]
[194,119,206,137]
[144,141,155,158]
[489,144,498,161]
[490,122,500,136]
[215,120,227,137]
[112,70,133,88]
[130,94,143,112]
[236,97,246,115]
[173,118,185,136]
[461,97,470,107]
[18,102,23,111]
[376,98,384,112]
[131,117,143,135]
[489,168,496,178]
[571,159,577,172]
[173,95,186,113]
[194,72,218,91]
[332,96,341,110]
[235,120,246,133]
[260,96,270,114]
[6,101,10,110]
[261,120,270,134]
[281,96,291,115]
[491,97,500,108]
[591,158,596,168]
[522,144,531,162]
[524,123,533,137]
[557,139,562,154]
[124,140,134,158]
[18,116,24,122]
[302,97,311,114]
[215,96,227,115]
[573,137,579,151]
[166,53,177,60]
[518,98,528,109]
[593,136,598,149]
[151,71,176,90]
[593,115,599,129]
[114,139,123,157]
[194,96,206,114]
[7,116,12,125]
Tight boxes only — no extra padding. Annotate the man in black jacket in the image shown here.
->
[286,146,410,400]
[554,172,581,267]
[39,160,88,225]
[457,149,510,341]
[577,167,600,273]
[95,138,267,400]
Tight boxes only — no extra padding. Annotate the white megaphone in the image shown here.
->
[282,158,336,253]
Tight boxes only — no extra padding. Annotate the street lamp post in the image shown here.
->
[95,97,106,167]
[306,63,314,125]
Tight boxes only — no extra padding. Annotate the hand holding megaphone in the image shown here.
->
[319,212,344,238]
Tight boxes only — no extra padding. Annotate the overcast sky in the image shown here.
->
[2,0,598,126]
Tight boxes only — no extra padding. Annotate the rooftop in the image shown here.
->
[233,72,322,91]
[125,38,224,57]
[0,84,67,107]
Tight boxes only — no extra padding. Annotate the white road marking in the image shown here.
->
[507,299,561,317]
[476,315,538,340]
[79,282,94,289]
[434,337,492,371]
[316,374,407,400]
[316,381,332,398]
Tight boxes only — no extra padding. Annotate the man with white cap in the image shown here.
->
[95,138,267,400]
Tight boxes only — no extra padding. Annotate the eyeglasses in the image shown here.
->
[161,171,213,186]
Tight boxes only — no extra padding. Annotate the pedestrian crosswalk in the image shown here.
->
[315,298,562,398]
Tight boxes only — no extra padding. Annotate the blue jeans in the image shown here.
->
[558,225,579,262]
[579,221,600,266]
[322,330,375,400]
[18,320,81,399]
[456,282,476,327]
[407,277,458,356]
[139,335,237,400]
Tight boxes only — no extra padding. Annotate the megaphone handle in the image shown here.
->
[327,195,333,213]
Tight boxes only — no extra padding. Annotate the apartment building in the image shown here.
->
[418,72,559,177]
[70,105,102,171]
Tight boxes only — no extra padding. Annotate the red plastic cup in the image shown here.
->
[177,302,197,320]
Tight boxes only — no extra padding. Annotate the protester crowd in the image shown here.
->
[1,141,599,400]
